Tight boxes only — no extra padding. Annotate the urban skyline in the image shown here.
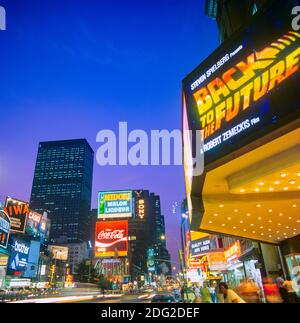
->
[0,0,219,265]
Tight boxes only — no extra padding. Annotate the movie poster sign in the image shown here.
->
[95,220,128,258]
[0,209,10,249]
[98,191,132,219]
[183,0,300,165]
[4,197,29,234]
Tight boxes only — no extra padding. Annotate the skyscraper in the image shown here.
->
[30,139,94,243]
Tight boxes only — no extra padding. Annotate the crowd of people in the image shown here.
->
[179,272,299,303]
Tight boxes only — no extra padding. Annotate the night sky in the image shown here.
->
[0,0,218,266]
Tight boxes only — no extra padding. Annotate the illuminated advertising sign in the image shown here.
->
[147,248,155,272]
[137,199,145,220]
[8,238,30,272]
[0,209,10,249]
[183,0,300,165]
[25,210,42,236]
[95,220,128,258]
[98,191,132,219]
[224,241,241,263]
[4,197,29,234]
[48,245,69,260]
[190,238,211,257]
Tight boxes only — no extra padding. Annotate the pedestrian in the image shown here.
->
[276,270,288,302]
[209,283,217,303]
[200,281,212,303]
[283,276,298,303]
[263,276,282,303]
[218,282,246,303]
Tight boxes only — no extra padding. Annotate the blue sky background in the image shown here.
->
[0,0,219,265]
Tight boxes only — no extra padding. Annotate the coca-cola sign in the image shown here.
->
[95,220,128,258]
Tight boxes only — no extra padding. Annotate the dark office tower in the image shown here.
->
[149,193,171,276]
[30,139,94,243]
[205,0,270,43]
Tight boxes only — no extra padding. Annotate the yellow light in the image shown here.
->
[252,231,256,234]
[219,204,224,208]
[279,213,283,216]
[286,226,289,229]
[259,182,264,186]
[221,223,225,226]
[289,180,296,185]
[240,220,243,223]
[234,209,238,212]
[240,189,245,193]
[280,173,287,178]
[250,224,254,226]
[209,221,212,224]
[233,226,237,229]
[269,187,274,191]
[228,217,232,220]
[260,226,264,229]
[268,228,272,231]
[288,217,292,220]
[247,213,251,216]
[243,229,247,232]
[268,220,272,223]
[275,181,280,185]
[254,188,260,192]
[256,204,261,208]
[292,204,297,208]
[261,233,264,236]
[269,235,272,238]
[268,209,273,213]
[283,187,289,191]
[278,223,281,226]
[297,173,300,177]
[214,213,218,217]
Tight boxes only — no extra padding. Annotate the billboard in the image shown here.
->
[25,211,51,243]
[48,245,69,260]
[183,0,300,165]
[190,238,211,257]
[8,238,30,272]
[4,197,29,234]
[98,191,132,219]
[0,209,10,249]
[95,220,128,258]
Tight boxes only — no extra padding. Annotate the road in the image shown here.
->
[10,287,156,303]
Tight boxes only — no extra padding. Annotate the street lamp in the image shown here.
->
[160,235,166,240]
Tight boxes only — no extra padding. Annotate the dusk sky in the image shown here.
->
[0,0,219,265]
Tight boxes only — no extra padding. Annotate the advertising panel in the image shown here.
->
[190,238,211,257]
[0,209,10,249]
[26,210,42,236]
[224,241,241,264]
[4,197,29,234]
[24,241,41,279]
[95,220,128,257]
[147,248,156,272]
[207,252,227,271]
[48,245,69,260]
[98,191,132,219]
[8,238,30,272]
[183,0,300,165]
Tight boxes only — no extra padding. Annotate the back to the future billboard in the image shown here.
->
[183,0,300,166]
